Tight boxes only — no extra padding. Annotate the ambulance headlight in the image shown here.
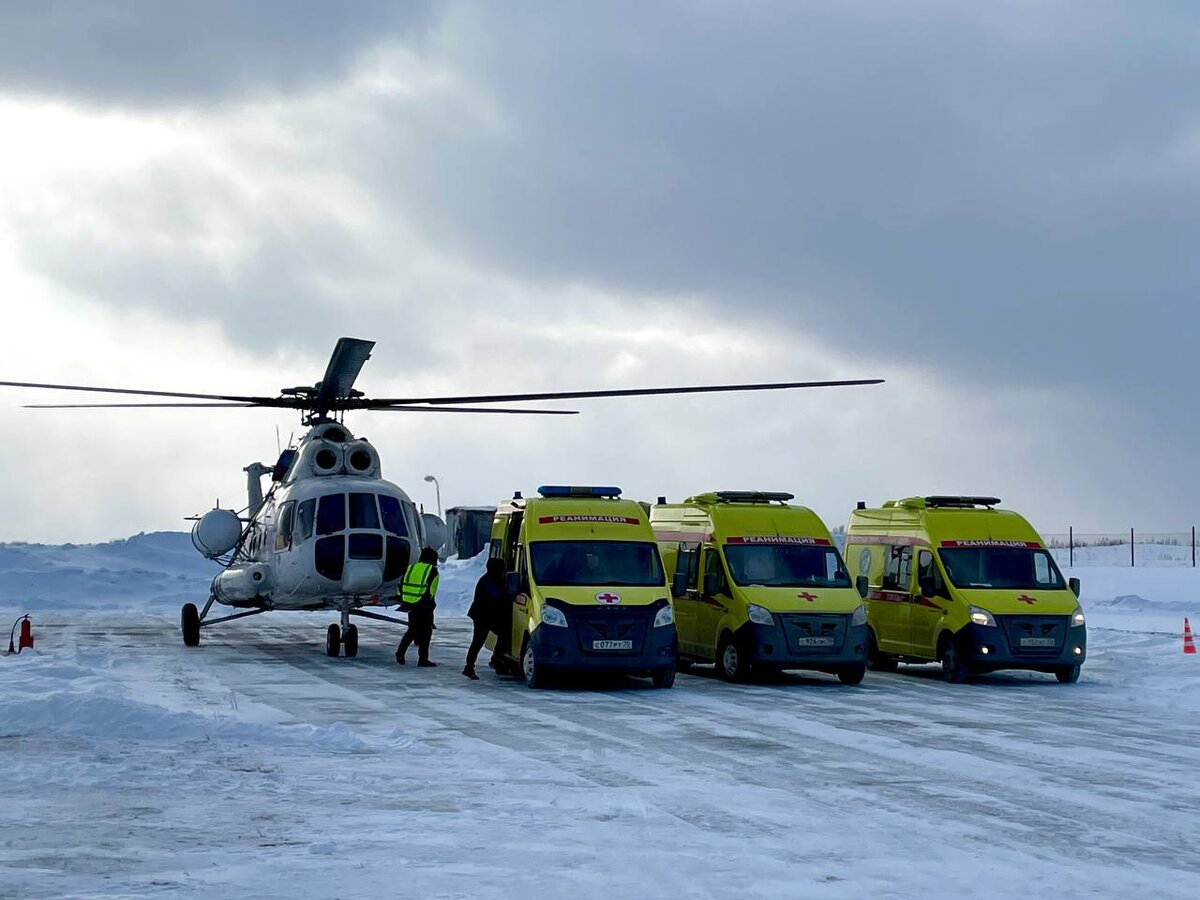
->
[541,605,569,628]
[747,604,774,626]
[850,604,867,626]
[653,603,675,628]
[1071,606,1086,627]
[969,605,997,627]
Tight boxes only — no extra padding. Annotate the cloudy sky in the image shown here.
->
[0,0,1194,544]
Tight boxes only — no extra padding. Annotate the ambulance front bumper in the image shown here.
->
[528,600,678,674]
[964,619,1087,671]
[745,616,869,670]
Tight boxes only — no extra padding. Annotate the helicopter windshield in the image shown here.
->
[378,496,408,536]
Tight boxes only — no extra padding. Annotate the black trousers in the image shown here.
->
[465,618,491,669]
[398,609,434,662]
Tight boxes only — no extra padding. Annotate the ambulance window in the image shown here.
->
[378,496,408,536]
[317,494,346,535]
[1034,553,1052,585]
[883,545,913,590]
[706,549,729,595]
[276,501,295,551]
[349,492,381,529]
[677,544,700,590]
[296,499,316,542]
[918,550,935,580]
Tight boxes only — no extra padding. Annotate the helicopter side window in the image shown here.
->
[349,493,380,529]
[379,496,408,536]
[402,501,421,540]
[317,494,346,535]
[275,501,295,551]
[296,499,315,542]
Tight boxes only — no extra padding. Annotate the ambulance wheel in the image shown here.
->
[837,664,867,685]
[867,631,897,672]
[181,603,201,647]
[938,636,970,684]
[521,639,544,689]
[325,623,341,658]
[342,624,359,658]
[717,634,752,682]
[1055,664,1081,684]
[651,666,676,689]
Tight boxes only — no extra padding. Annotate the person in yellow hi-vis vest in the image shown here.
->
[396,547,440,667]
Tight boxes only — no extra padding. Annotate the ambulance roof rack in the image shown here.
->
[887,495,1001,509]
[536,485,622,498]
[694,491,795,504]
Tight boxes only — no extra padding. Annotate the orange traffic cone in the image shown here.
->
[1185,618,1196,655]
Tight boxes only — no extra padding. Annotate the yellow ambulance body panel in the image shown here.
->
[651,491,868,684]
[844,496,1086,683]
[488,486,677,689]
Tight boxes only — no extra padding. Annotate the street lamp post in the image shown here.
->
[423,474,442,519]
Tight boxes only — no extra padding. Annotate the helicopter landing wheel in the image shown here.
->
[325,623,341,657]
[342,623,359,658]
[181,603,201,647]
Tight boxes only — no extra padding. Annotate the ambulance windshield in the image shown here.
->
[724,544,852,589]
[531,540,665,587]
[938,548,1066,590]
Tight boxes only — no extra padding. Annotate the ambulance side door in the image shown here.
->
[698,545,731,654]
[511,541,532,653]
[877,544,914,654]
[673,543,702,657]
[910,549,949,657]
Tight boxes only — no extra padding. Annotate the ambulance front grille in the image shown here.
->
[778,614,848,653]
[573,606,651,654]
[999,615,1069,657]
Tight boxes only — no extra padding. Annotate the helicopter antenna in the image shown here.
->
[276,425,281,456]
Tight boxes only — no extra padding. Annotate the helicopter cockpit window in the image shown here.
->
[349,533,384,560]
[317,494,346,535]
[296,499,315,542]
[349,493,380,529]
[378,495,409,537]
[276,501,295,551]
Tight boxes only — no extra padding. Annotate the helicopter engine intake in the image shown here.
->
[343,441,380,477]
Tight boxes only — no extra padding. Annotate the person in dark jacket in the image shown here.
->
[463,558,507,680]
[396,547,440,667]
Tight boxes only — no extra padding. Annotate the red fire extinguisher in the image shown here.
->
[7,615,33,654]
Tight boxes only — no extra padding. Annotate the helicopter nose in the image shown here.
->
[341,560,383,594]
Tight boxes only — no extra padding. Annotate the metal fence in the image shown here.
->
[1042,528,1199,568]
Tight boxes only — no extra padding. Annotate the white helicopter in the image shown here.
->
[1,337,883,657]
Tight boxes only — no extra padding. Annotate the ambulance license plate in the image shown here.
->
[1020,637,1056,647]
[797,637,835,647]
[593,640,633,651]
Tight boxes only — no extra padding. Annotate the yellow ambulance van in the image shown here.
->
[651,492,868,684]
[845,496,1086,683]
[488,486,677,689]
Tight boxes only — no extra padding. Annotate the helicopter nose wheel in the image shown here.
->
[325,622,359,657]
[325,623,341,657]
[342,623,359,658]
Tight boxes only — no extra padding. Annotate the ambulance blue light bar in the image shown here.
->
[537,485,622,498]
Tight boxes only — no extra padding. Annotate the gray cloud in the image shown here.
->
[0,0,432,104]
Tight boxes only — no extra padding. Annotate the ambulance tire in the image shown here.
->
[342,624,359,658]
[717,633,753,683]
[837,664,867,685]
[651,666,676,689]
[938,635,971,684]
[181,603,201,647]
[1055,664,1081,684]
[325,623,341,658]
[521,638,545,689]
[867,631,897,672]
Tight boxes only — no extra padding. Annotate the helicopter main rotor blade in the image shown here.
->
[0,379,270,403]
[368,378,885,407]
[314,338,375,408]
[375,405,579,415]
[21,402,263,408]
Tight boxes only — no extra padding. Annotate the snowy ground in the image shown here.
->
[2,536,1199,898]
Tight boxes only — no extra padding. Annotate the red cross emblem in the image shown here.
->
[595,592,622,605]
[798,592,818,602]
[1017,594,1037,605]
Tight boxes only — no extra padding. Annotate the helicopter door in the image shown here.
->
[272,500,306,593]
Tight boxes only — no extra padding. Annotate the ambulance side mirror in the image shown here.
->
[1069,577,1080,598]
[704,572,720,597]
[919,575,936,598]
[856,575,869,599]
[671,572,688,598]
